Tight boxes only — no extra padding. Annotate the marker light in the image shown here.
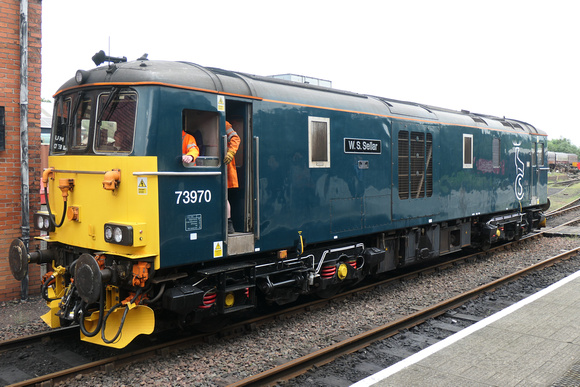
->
[75,70,89,85]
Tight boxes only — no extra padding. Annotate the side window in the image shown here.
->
[94,90,137,153]
[539,144,545,166]
[182,109,220,167]
[492,138,501,168]
[309,116,330,168]
[532,143,537,166]
[463,134,473,168]
[51,97,71,154]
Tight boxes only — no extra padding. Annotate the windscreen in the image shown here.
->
[50,88,137,155]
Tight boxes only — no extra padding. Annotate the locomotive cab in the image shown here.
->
[9,71,259,347]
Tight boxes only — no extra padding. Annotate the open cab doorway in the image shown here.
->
[225,99,255,255]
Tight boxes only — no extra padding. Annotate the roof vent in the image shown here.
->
[270,74,332,88]
[470,115,487,125]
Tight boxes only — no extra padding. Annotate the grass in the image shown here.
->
[548,174,580,210]
[548,172,568,183]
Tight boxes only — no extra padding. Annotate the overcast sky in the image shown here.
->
[42,0,580,146]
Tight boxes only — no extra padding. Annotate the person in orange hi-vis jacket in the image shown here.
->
[182,130,199,164]
[224,121,240,234]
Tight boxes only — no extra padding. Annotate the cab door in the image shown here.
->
[224,99,255,255]
[530,142,538,202]
[157,107,224,268]
[535,141,549,204]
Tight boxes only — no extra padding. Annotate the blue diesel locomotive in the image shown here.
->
[9,54,548,347]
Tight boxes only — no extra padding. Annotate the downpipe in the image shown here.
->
[19,0,30,300]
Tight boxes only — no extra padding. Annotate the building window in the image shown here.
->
[308,117,330,168]
[492,138,500,168]
[463,134,473,168]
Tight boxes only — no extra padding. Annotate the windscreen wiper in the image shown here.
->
[96,87,121,126]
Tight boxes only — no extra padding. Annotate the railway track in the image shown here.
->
[2,207,580,386]
[229,247,580,387]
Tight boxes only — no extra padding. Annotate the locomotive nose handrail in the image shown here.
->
[48,168,107,175]
[45,168,222,178]
[132,171,222,176]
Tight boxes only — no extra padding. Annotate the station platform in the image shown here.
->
[352,270,580,387]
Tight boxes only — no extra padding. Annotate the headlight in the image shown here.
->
[103,223,133,246]
[104,225,113,240]
[114,227,123,243]
[33,213,54,232]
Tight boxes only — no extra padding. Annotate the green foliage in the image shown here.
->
[548,138,580,156]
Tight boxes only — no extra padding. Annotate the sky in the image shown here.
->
[41,0,580,146]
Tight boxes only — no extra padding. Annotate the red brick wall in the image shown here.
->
[0,0,42,301]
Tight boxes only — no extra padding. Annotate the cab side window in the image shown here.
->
[183,109,220,167]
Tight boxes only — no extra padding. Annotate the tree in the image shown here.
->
[548,138,580,157]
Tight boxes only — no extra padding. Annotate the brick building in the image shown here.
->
[0,0,42,301]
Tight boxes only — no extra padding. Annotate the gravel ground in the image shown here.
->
[1,234,579,386]
[0,297,49,342]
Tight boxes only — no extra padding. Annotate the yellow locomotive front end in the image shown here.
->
[10,86,162,348]
[39,155,160,347]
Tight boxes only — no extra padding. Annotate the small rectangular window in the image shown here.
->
[463,134,473,168]
[492,138,500,168]
[532,143,537,166]
[539,144,545,166]
[309,117,330,168]
[182,109,220,167]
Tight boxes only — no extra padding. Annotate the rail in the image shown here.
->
[229,247,580,387]
[5,212,580,386]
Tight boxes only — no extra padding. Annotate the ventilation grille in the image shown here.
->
[398,131,433,199]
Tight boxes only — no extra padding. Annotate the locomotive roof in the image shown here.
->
[58,59,545,136]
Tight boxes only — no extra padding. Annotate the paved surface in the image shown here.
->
[352,270,580,387]
[545,225,580,238]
